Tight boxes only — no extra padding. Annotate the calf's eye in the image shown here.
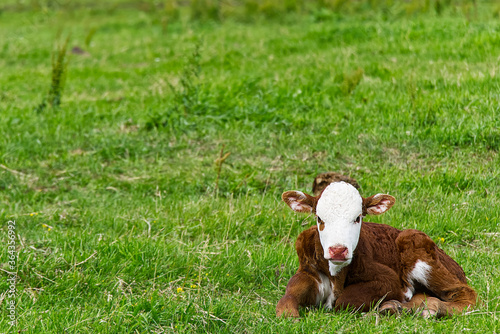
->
[317,217,325,231]
[354,216,361,224]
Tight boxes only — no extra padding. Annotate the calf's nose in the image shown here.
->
[328,246,348,261]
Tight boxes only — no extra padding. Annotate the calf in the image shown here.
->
[277,182,477,318]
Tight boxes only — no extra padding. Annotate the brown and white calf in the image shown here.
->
[277,182,477,318]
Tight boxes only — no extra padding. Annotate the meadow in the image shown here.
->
[1,0,499,332]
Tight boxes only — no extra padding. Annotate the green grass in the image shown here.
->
[1,1,500,333]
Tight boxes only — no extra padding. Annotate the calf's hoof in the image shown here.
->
[420,308,437,319]
[378,300,403,316]
[276,296,300,318]
[276,307,300,318]
[417,297,441,318]
[276,308,300,318]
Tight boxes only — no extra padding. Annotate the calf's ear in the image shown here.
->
[282,191,317,213]
[363,194,395,215]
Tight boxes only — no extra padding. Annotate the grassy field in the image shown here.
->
[1,0,500,332]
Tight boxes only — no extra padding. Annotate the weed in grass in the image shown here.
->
[258,0,284,18]
[494,5,500,18]
[284,0,303,13]
[331,0,350,12]
[190,0,221,21]
[146,43,202,129]
[164,0,180,18]
[435,0,443,15]
[341,68,364,96]
[173,43,202,115]
[48,35,70,108]
[163,0,180,30]
[84,27,97,48]
[35,35,70,113]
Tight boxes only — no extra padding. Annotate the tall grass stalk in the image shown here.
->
[214,144,231,195]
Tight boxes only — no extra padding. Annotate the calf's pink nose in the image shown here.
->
[328,246,348,261]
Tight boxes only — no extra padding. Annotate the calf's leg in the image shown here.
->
[276,271,320,318]
[397,230,477,317]
[337,262,404,312]
[417,279,477,318]
[384,290,476,318]
[335,282,404,312]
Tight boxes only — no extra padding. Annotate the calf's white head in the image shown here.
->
[282,182,395,276]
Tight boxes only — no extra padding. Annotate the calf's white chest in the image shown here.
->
[316,272,336,309]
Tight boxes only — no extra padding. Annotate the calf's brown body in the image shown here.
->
[277,222,477,318]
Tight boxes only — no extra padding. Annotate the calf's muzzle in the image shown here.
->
[328,246,349,262]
